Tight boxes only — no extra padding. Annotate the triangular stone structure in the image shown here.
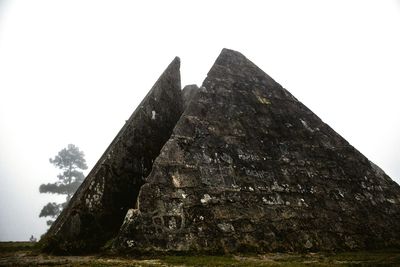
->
[41,57,184,253]
[42,49,400,254]
[113,49,400,253]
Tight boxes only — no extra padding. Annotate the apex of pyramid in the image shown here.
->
[206,48,277,88]
[153,56,181,87]
[166,56,180,72]
[144,56,181,102]
[151,56,180,87]
[214,48,248,66]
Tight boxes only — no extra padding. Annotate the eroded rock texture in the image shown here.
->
[114,49,400,253]
[41,57,184,253]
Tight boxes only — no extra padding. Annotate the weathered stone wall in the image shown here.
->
[114,49,400,253]
[41,57,184,253]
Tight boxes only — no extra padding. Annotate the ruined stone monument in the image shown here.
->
[41,49,400,254]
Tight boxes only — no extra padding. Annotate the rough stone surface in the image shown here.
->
[113,49,400,253]
[41,57,184,253]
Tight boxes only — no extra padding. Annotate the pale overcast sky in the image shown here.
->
[0,0,399,241]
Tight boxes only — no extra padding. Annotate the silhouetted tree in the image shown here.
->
[39,144,87,226]
[29,235,37,242]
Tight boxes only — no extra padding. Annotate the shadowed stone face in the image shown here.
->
[41,57,184,253]
[113,49,400,253]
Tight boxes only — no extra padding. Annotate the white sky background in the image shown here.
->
[0,0,399,241]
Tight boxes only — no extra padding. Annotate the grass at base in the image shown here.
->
[1,242,400,266]
[163,251,400,267]
[0,242,36,252]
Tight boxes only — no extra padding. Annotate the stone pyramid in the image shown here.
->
[42,49,400,254]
